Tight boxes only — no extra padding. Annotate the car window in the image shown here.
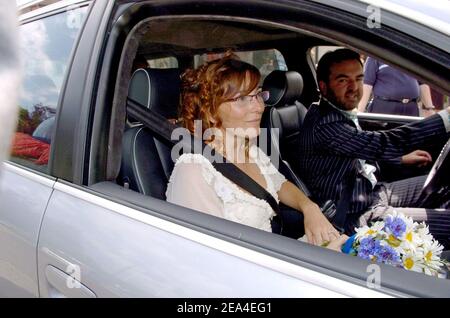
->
[310,46,449,117]
[195,49,287,84]
[10,6,88,173]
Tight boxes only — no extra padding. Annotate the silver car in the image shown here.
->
[1,0,449,298]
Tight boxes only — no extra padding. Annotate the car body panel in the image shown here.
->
[0,163,55,297]
[37,181,388,297]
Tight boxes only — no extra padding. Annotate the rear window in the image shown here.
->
[148,56,178,69]
[195,49,287,84]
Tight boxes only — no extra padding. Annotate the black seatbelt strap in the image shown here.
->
[127,98,177,141]
[126,98,282,217]
[331,160,358,233]
[211,161,280,214]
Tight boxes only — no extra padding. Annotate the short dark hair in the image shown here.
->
[316,49,362,84]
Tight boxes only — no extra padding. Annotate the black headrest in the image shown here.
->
[262,70,304,107]
[128,68,181,119]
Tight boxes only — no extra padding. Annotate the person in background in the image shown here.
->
[429,86,445,110]
[358,57,435,116]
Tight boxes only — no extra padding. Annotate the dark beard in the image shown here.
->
[324,86,344,109]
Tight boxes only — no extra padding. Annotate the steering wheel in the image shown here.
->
[417,137,450,207]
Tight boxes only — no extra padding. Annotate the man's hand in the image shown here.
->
[401,149,432,167]
[303,204,340,246]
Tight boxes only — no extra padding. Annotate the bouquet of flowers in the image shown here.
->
[342,211,448,277]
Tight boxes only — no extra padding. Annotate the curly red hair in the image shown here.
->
[179,52,261,139]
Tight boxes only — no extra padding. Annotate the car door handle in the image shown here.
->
[45,265,96,298]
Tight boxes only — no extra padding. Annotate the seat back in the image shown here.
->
[261,70,307,176]
[118,68,181,199]
[259,70,311,196]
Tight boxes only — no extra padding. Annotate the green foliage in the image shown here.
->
[16,104,46,134]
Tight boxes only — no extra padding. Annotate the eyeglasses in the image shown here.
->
[227,90,270,104]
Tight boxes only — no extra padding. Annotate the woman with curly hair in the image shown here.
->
[166,53,347,249]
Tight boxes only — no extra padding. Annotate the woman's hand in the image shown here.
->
[303,203,340,246]
[277,181,341,245]
[325,234,349,252]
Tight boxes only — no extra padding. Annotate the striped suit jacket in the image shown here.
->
[297,100,449,215]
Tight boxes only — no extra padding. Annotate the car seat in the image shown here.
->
[118,68,180,199]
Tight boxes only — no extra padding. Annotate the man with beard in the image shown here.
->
[298,49,450,246]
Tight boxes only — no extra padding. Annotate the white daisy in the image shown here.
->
[401,252,424,274]
[420,240,445,275]
[355,221,384,241]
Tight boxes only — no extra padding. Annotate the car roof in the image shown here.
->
[314,0,449,37]
[18,0,87,18]
[359,0,450,35]
[18,0,450,36]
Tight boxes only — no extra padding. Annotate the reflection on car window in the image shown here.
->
[11,6,88,172]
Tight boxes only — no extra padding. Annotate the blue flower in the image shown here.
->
[375,244,401,266]
[384,215,406,238]
[357,237,380,260]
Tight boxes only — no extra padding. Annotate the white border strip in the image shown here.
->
[54,181,391,297]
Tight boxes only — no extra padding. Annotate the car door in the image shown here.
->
[0,164,54,297]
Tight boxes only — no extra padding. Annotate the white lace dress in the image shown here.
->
[166,147,287,232]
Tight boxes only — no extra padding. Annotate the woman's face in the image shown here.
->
[216,85,265,140]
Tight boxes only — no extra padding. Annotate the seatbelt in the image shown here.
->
[211,160,280,214]
[330,161,358,233]
[126,97,282,216]
[127,98,177,142]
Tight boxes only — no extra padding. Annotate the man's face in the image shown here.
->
[320,59,364,111]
